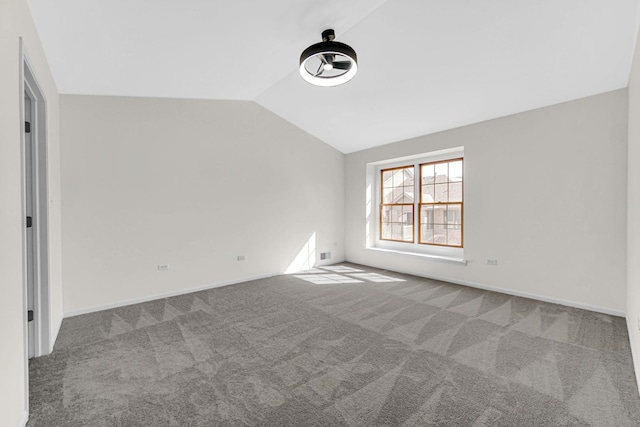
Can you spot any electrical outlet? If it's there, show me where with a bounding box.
[320,252,331,260]
[237,256,245,261]
[157,264,169,271]
[486,259,498,266]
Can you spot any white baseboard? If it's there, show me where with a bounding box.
[16,410,28,427]
[626,317,640,396]
[50,315,63,353]
[355,262,626,317]
[455,277,625,317]
[62,262,625,319]
[63,272,279,318]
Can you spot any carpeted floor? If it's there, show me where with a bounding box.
[28,263,640,426]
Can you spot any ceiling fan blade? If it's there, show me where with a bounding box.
[332,61,351,70]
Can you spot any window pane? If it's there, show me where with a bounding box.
[435,183,448,202]
[402,189,410,204]
[392,169,405,187]
[447,229,462,246]
[392,205,401,221]
[433,205,446,223]
[382,170,393,185]
[402,206,414,240]
[446,204,462,229]
[383,188,394,204]
[433,224,447,245]
[391,170,399,187]
[403,227,413,241]
[385,188,403,204]
[391,224,403,240]
[403,205,413,222]
[449,160,463,181]
[448,182,462,202]
[381,223,392,240]
[404,185,416,203]
[421,164,435,184]
[421,225,434,243]
[420,205,434,229]
[404,225,414,241]
[403,168,415,187]
[381,205,414,241]
[422,184,435,203]
[404,211,413,225]
[435,163,448,183]
[381,206,391,223]
[386,188,395,204]
[398,187,413,203]
[382,166,413,204]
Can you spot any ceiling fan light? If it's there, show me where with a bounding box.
[299,29,358,87]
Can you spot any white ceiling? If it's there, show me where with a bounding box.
[27,0,640,153]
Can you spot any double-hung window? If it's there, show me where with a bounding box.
[380,166,415,242]
[419,158,463,247]
[379,156,464,250]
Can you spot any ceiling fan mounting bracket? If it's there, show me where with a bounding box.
[322,29,336,42]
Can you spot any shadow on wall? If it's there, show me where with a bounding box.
[285,232,317,273]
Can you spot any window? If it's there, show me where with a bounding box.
[420,158,463,247]
[380,166,414,242]
[379,157,463,248]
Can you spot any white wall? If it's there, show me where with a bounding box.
[346,90,628,314]
[0,0,63,425]
[60,95,344,314]
[628,25,640,392]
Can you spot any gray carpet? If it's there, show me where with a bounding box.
[28,263,640,426]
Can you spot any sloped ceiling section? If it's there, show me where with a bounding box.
[27,0,640,153]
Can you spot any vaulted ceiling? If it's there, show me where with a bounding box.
[27,0,640,153]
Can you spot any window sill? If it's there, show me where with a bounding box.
[365,247,467,265]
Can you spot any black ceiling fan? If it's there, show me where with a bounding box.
[299,29,358,86]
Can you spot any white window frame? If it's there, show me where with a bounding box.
[366,147,465,263]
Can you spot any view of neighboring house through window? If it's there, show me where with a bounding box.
[420,158,463,247]
[380,166,414,242]
[379,157,463,248]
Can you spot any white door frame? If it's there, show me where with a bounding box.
[20,38,52,364]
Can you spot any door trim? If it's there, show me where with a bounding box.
[20,38,52,364]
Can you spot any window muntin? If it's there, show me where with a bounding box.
[419,158,463,247]
[380,166,414,242]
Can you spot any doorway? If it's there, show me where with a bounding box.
[22,50,51,359]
